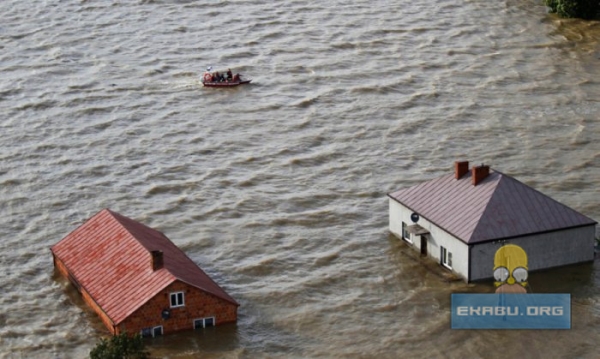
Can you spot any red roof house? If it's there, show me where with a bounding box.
[388,161,597,282]
[51,209,239,337]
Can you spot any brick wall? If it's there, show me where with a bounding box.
[117,280,238,336]
[53,254,237,336]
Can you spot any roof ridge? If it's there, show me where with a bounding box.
[490,169,597,224]
[52,209,239,325]
[105,210,239,306]
[159,241,239,305]
[388,165,596,244]
[468,169,597,243]
[51,208,113,251]
[463,171,501,242]
[467,171,505,242]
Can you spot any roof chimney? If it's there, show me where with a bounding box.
[151,250,163,271]
[455,161,469,179]
[472,164,490,186]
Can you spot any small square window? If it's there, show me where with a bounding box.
[141,326,162,338]
[141,328,152,338]
[194,317,216,329]
[170,292,185,308]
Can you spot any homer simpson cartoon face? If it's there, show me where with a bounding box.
[493,244,528,294]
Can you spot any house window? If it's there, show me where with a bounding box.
[194,317,216,329]
[141,326,163,338]
[440,246,452,269]
[205,317,215,327]
[402,222,412,244]
[170,292,185,308]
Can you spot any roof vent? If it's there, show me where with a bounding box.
[454,161,469,179]
[151,250,163,271]
[472,164,490,186]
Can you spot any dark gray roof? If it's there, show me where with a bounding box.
[388,169,597,244]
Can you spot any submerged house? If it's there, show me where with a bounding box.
[51,209,239,337]
[388,161,597,282]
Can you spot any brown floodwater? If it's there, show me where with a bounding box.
[1,0,599,358]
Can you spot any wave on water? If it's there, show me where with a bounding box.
[1,0,600,357]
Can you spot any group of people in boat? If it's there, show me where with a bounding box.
[203,68,241,83]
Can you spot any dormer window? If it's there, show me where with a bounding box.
[170,292,184,308]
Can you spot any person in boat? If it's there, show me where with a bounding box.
[215,71,221,82]
[233,73,240,82]
[204,66,213,82]
[227,69,233,81]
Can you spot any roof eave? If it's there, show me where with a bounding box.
[468,222,598,245]
[176,278,240,307]
[112,275,178,325]
[388,196,471,245]
[52,251,118,327]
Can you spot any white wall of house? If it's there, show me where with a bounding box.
[469,225,596,281]
[389,198,469,280]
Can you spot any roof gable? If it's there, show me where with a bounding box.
[51,209,238,325]
[389,169,596,244]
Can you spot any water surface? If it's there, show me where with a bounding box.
[1,0,600,358]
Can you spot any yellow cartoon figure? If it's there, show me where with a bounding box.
[493,244,528,294]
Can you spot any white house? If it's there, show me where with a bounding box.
[388,161,597,282]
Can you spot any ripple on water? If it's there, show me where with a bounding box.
[1,0,600,358]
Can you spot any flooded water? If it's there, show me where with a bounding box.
[1,0,600,358]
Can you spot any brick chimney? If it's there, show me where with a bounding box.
[472,164,490,186]
[454,161,469,179]
[151,250,163,271]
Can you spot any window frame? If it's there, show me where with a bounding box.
[193,317,216,329]
[440,246,452,269]
[170,291,185,308]
[204,317,215,327]
[401,222,412,244]
[152,326,163,337]
[141,327,152,338]
[141,326,163,338]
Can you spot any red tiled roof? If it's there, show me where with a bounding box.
[51,209,238,325]
[388,169,597,244]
